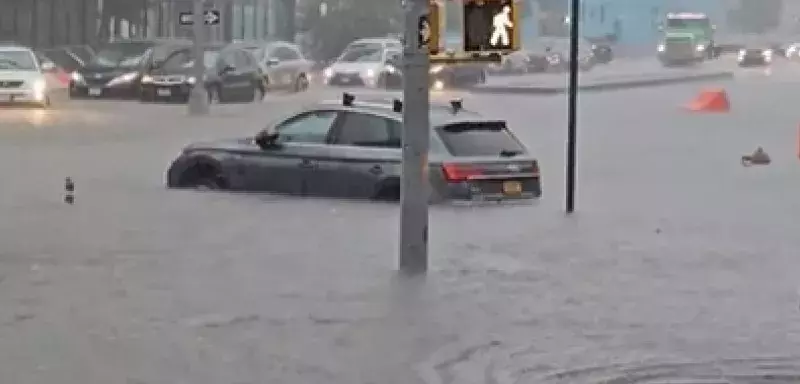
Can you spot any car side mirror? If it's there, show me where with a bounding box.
[219,64,235,75]
[266,58,280,66]
[41,61,56,72]
[255,130,281,149]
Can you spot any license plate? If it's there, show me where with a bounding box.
[157,88,171,97]
[502,181,522,195]
[341,77,350,83]
[88,87,102,96]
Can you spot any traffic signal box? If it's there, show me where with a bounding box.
[462,0,520,54]
[428,0,443,55]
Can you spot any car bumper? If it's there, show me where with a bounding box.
[325,73,379,87]
[140,83,194,102]
[738,57,769,66]
[441,177,542,202]
[0,88,48,104]
[69,82,139,98]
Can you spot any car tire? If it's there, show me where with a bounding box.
[180,163,227,190]
[252,84,264,102]
[207,85,221,104]
[293,74,309,92]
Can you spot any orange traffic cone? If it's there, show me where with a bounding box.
[686,88,730,112]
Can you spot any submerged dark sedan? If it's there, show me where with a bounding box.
[737,47,773,67]
[69,39,190,99]
[140,43,265,103]
[382,55,486,90]
[166,94,541,203]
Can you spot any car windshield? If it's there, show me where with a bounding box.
[666,17,710,29]
[436,121,526,156]
[90,43,152,67]
[339,47,383,62]
[162,49,220,69]
[0,50,37,70]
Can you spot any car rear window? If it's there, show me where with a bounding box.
[436,121,526,157]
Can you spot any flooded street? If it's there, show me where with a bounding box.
[1,75,800,384]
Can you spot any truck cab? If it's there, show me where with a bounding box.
[659,12,717,61]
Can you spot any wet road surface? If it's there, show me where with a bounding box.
[2,68,800,384]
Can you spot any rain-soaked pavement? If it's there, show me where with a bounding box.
[2,62,800,384]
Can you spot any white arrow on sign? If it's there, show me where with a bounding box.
[204,10,220,25]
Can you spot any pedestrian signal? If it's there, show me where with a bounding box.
[462,0,520,53]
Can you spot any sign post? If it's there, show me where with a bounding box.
[565,0,579,213]
[185,3,221,116]
[398,0,432,275]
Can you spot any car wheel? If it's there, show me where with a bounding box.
[207,85,221,104]
[181,164,227,190]
[293,74,309,92]
[39,96,51,108]
[252,84,264,102]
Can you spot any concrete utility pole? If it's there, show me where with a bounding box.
[565,0,579,213]
[188,0,209,115]
[398,0,431,275]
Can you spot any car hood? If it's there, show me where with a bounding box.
[184,137,258,153]
[78,65,138,77]
[0,70,43,81]
[149,67,200,76]
[328,62,383,73]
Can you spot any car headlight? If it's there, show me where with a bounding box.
[430,65,444,74]
[365,69,375,78]
[108,71,139,86]
[186,76,197,84]
[763,49,773,57]
[70,71,84,83]
[696,44,705,51]
[657,44,665,52]
[141,75,153,83]
[385,65,397,74]
[323,67,333,78]
[32,78,47,93]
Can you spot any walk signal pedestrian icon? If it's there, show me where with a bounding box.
[462,0,519,53]
[490,5,513,47]
[418,15,431,48]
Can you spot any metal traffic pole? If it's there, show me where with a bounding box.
[188,0,209,115]
[565,0,580,213]
[398,0,431,275]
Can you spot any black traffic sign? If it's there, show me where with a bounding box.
[418,14,431,48]
[179,10,221,26]
[463,0,517,52]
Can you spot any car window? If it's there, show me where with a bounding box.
[435,121,526,156]
[276,110,339,144]
[271,46,298,61]
[334,112,401,148]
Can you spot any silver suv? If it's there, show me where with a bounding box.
[0,43,56,107]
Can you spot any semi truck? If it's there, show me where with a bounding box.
[657,12,717,67]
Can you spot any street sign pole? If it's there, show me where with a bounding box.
[398,0,431,275]
[565,0,579,213]
[188,0,209,115]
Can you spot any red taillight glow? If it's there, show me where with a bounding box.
[442,163,481,182]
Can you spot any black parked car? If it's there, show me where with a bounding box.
[383,52,486,90]
[140,43,266,103]
[541,37,595,72]
[586,37,614,64]
[166,94,542,202]
[69,39,190,99]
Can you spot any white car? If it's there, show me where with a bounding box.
[323,38,402,88]
[0,44,55,107]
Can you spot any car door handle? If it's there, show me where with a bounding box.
[368,165,383,174]
[299,159,315,168]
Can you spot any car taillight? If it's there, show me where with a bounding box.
[442,163,481,182]
[530,160,540,176]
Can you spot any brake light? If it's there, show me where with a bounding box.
[531,160,540,176]
[442,163,481,182]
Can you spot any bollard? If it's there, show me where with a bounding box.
[64,177,74,204]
